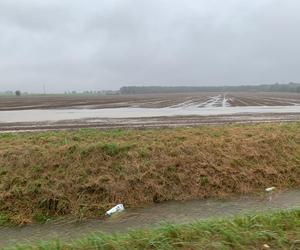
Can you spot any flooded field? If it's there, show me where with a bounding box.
[0,92,299,132]
[1,105,300,123]
[1,189,299,247]
[1,92,300,110]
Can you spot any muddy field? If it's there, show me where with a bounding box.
[1,92,300,110]
[0,92,299,132]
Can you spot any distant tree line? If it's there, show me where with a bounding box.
[1,83,299,96]
[0,90,119,96]
[120,82,300,94]
[64,90,119,95]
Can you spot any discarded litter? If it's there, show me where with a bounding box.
[265,187,276,201]
[105,204,125,216]
[265,187,276,192]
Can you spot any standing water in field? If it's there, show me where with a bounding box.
[0,189,299,247]
[0,105,300,123]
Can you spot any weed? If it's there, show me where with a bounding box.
[32,165,42,173]
[0,170,7,176]
[77,207,88,222]
[66,145,77,154]
[0,213,9,226]
[208,129,225,138]
[167,165,177,172]
[27,180,43,194]
[99,175,110,183]
[33,213,52,224]
[199,176,209,185]
[104,143,134,156]
[139,147,150,158]
[112,164,126,174]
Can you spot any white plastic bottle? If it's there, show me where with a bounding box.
[105,204,125,216]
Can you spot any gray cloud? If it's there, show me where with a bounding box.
[0,0,300,92]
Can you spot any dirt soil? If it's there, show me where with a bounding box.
[0,122,299,224]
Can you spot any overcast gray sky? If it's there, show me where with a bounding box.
[0,0,300,93]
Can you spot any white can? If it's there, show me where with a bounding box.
[105,204,125,216]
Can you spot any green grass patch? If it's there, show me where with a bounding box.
[0,213,10,226]
[100,143,134,156]
[80,142,134,157]
[199,176,209,186]
[33,213,53,224]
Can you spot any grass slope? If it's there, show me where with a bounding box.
[0,122,300,223]
[4,209,300,250]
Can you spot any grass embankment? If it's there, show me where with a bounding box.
[5,209,300,250]
[0,122,300,224]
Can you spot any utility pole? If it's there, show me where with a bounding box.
[43,84,46,95]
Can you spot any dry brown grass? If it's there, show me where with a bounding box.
[0,122,299,224]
